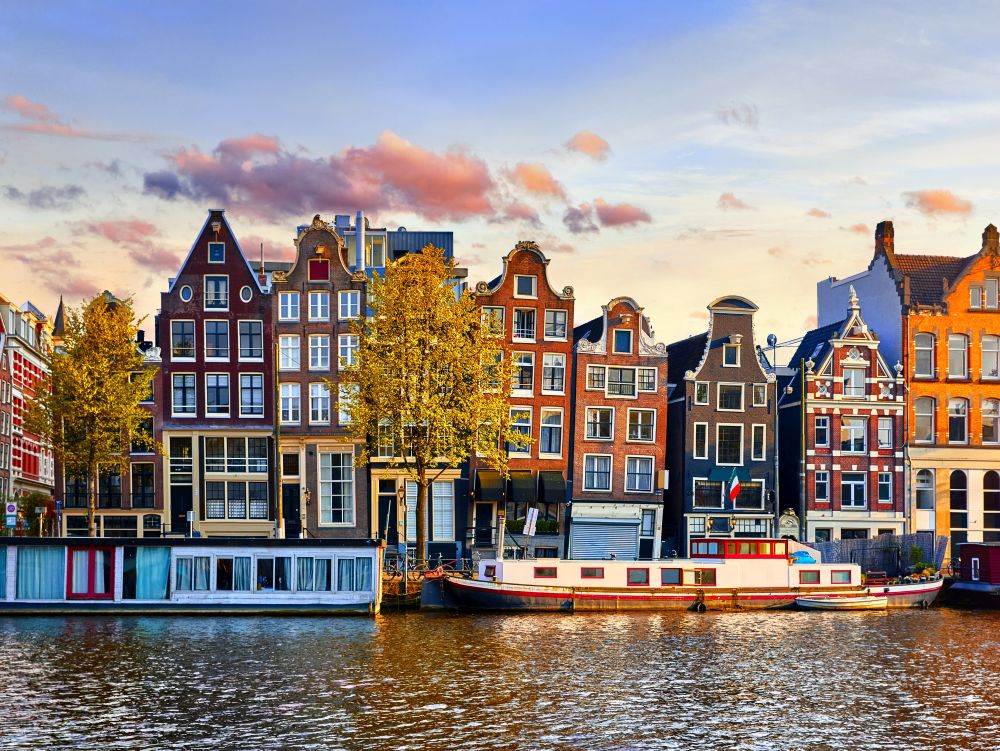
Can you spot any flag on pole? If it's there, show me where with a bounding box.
[729,469,741,503]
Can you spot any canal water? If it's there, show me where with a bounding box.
[1,609,998,750]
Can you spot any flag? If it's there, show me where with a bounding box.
[729,469,741,503]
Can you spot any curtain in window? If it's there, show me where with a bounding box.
[354,557,372,592]
[193,556,211,591]
[16,546,65,599]
[297,557,314,591]
[176,557,193,591]
[0,550,5,600]
[71,549,89,594]
[314,559,331,591]
[337,558,355,592]
[275,557,292,591]
[136,547,170,599]
[432,482,455,541]
[234,557,251,591]
[93,550,110,595]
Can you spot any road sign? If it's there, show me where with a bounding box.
[5,514,17,529]
[524,507,539,537]
[5,502,15,515]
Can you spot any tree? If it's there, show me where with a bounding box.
[339,245,529,564]
[25,292,158,536]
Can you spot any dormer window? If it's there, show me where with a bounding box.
[366,236,386,268]
[613,329,632,354]
[723,343,739,367]
[208,242,225,263]
[515,275,537,298]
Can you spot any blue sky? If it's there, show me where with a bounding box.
[2,1,1000,347]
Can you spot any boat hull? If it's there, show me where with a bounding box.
[796,596,887,611]
[0,601,374,616]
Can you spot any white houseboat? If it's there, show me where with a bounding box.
[424,538,942,612]
[0,537,384,615]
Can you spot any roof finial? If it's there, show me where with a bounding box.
[848,285,859,311]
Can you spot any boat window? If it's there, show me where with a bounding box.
[336,557,372,592]
[483,565,496,579]
[661,568,681,585]
[739,542,753,555]
[726,542,737,555]
[216,556,252,592]
[706,542,719,556]
[256,557,290,591]
[831,570,852,584]
[122,547,171,599]
[534,566,558,578]
[627,568,650,586]
[694,569,716,586]
[759,542,771,555]
[68,547,114,599]
[315,559,332,591]
[176,556,210,592]
[296,557,314,591]
[799,570,821,584]
[15,546,65,600]
[775,542,787,555]
[581,567,604,579]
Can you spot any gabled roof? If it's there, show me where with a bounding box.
[893,254,974,306]
[52,296,65,336]
[474,240,574,300]
[573,313,603,344]
[167,209,266,295]
[666,332,708,385]
[782,320,843,401]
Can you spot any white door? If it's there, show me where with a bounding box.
[971,557,980,581]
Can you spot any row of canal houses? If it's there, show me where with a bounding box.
[49,210,1000,562]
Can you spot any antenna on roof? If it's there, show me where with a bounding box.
[260,242,264,273]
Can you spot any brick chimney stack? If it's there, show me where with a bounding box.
[875,220,895,261]
[982,223,999,254]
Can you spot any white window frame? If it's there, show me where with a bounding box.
[338,385,355,425]
[843,367,865,398]
[971,285,983,310]
[318,451,355,526]
[538,407,564,457]
[170,319,196,362]
[722,343,740,367]
[512,352,534,394]
[949,397,969,444]
[627,408,656,443]
[280,382,301,424]
[512,307,537,342]
[308,291,330,322]
[877,416,893,449]
[693,422,708,459]
[582,453,613,492]
[279,335,300,371]
[586,365,606,391]
[238,319,264,361]
[339,334,358,368]
[984,335,1000,380]
[481,306,505,336]
[914,397,936,443]
[544,308,568,340]
[638,367,657,392]
[279,291,300,322]
[203,319,229,361]
[717,382,744,412]
[204,372,230,416]
[624,455,654,493]
[751,383,767,407]
[841,416,867,454]
[541,352,565,394]
[171,373,196,417]
[715,423,744,467]
[694,381,709,405]
[508,407,532,457]
[815,415,830,447]
[612,329,633,354]
[878,472,892,503]
[338,290,360,320]
[988,278,1000,310]
[751,423,766,461]
[914,333,935,378]
[585,407,614,441]
[239,373,264,418]
[309,382,331,425]
[815,470,829,502]
[514,274,537,299]
[208,241,225,264]
[204,274,229,311]
[841,472,867,509]
[309,334,331,371]
[431,481,455,541]
[948,334,968,379]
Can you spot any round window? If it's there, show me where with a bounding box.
[179,285,193,302]
[240,285,253,303]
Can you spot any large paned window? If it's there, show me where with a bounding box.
[131,463,155,508]
[914,333,935,377]
[718,384,743,411]
[878,472,892,503]
[984,471,1000,534]
[507,409,531,455]
[432,481,455,541]
[339,335,358,368]
[68,548,113,599]
[716,425,743,465]
[914,397,935,442]
[544,309,567,339]
[171,320,195,359]
[319,452,354,525]
[513,308,536,340]
[625,456,654,492]
[541,353,565,392]
[585,408,613,440]
[279,335,300,370]
[984,399,1000,444]
[843,368,865,397]
[280,383,301,423]
[984,335,1000,379]
[694,480,723,508]
[628,409,655,442]
[513,352,534,391]
[310,383,331,424]
[948,398,968,443]
[238,320,263,360]
[950,471,968,541]
[309,335,330,370]
[877,417,893,449]
[815,416,830,447]
[204,437,267,474]
[309,291,330,321]
[204,321,229,359]
[339,290,360,319]
[204,276,228,309]
[841,416,866,453]
[279,292,300,321]
[841,472,866,509]
[915,469,935,510]
[638,368,657,392]
[172,374,196,415]
[539,408,563,455]
[586,366,606,390]
[948,334,968,378]
[240,374,264,417]
[481,306,505,335]
[815,471,829,502]
[583,455,612,491]
[607,368,636,397]
[205,374,229,415]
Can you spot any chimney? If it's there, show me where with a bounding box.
[982,224,999,254]
[875,220,894,260]
[356,210,366,273]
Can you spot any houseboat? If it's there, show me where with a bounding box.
[0,537,384,615]
[424,538,942,612]
[948,541,1000,608]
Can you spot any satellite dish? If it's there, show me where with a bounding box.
[767,334,778,348]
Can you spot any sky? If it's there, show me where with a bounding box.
[3,1,1000,356]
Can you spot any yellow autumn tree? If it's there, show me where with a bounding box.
[338,245,529,563]
[25,292,158,536]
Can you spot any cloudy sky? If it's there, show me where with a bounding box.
[2,1,999,352]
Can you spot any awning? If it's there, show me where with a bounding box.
[707,468,753,483]
[538,471,566,503]
[475,470,505,502]
[509,470,537,503]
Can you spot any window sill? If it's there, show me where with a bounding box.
[543,336,568,342]
[581,487,612,493]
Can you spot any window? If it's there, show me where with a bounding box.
[204,320,228,359]
[985,336,1000,379]
[878,472,892,503]
[841,472,866,509]
[308,259,330,282]
[539,408,563,455]
[948,334,968,378]
[949,398,968,443]
[534,566,557,579]
[309,292,330,321]
[914,333,935,377]
[240,374,264,417]
[723,344,739,366]
[179,285,192,303]
[661,568,681,585]
[694,382,709,405]
[170,320,195,359]
[625,456,654,492]
[238,320,263,360]
[984,399,1000,443]
[815,470,829,502]
[950,470,968,534]
[607,367,636,397]
[613,329,632,354]
[541,353,565,392]
[338,385,355,425]
[280,383,301,424]
[718,384,743,411]
[279,292,300,321]
[841,416,866,453]
[585,408,613,440]
[843,368,865,397]
[339,334,358,368]
[582,567,604,579]
[988,278,1000,310]
[432,481,455,541]
[172,374,196,415]
[627,568,649,586]
[638,368,657,392]
[175,556,211,591]
[515,275,536,297]
[366,236,386,268]
[914,397,935,443]
[878,416,893,449]
[204,276,228,309]
[513,352,534,391]
[68,547,114,599]
[733,481,762,510]
[309,335,330,370]
[693,569,716,586]
[238,284,251,302]
[339,290,360,319]
[971,286,983,309]
[544,309,567,339]
[628,409,655,442]
[751,424,766,460]
[586,366,606,390]
[641,509,656,536]
[694,480,723,508]
[915,469,935,510]
[282,453,300,478]
[693,423,708,459]
[310,383,331,424]
[815,416,830,447]
[279,335,300,370]
[513,308,536,340]
[208,241,225,263]
[215,556,252,592]
[319,452,354,525]
[584,455,612,490]
[799,570,821,585]
[752,383,767,407]
[205,374,229,415]
[508,408,532,455]
[481,306,505,335]
[130,463,155,508]
[204,437,268,474]
[985,471,1000,532]
[716,425,743,465]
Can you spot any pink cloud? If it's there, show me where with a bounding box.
[1,94,134,141]
[565,130,611,161]
[85,220,159,245]
[843,223,870,235]
[216,134,281,161]
[593,198,651,228]
[5,95,59,123]
[563,203,598,234]
[717,192,752,211]
[806,208,831,218]
[498,201,541,225]
[242,233,295,262]
[81,219,180,272]
[505,162,566,200]
[0,237,98,298]
[902,189,973,216]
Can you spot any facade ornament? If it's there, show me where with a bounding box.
[729,333,743,345]
[576,338,605,354]
[879,382,894,399]
[350,270,367,282]
[311,214,325,230]
[514,240,540,253]
[804,357,815,374]
[815,380,830,398]
[475,280,491,294]
[562,286,574,297]
[842,346,867,365]
[142,346,161,362]
[271,270,288,283]
[894,360,904,376]
[684,369,696,380]
[638,329,667,356]
[848,285,860,311]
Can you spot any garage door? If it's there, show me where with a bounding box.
[569,520,640,560]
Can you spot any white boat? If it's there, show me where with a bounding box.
[796,595,888,611]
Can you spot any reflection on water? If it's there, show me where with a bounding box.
[1,609,999,750]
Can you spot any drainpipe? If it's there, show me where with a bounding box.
[356,210,366,274]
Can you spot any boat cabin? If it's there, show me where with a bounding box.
[689,538,791,560]
[956,542,1000,585]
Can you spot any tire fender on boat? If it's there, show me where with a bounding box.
[691,589,707,613]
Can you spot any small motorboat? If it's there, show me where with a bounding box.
[795,595,888,611]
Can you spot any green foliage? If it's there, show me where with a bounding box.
[15,492,54,537]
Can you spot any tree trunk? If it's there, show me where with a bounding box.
[416,470,428,565]
[88,462,97,538]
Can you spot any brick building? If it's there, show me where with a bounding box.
[778,288,905,542]
[568,297,668,559]
[0,312,12,502]
[471,241,574,559]
[665,296,777,554]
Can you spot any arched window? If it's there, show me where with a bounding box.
[948,398,969,443]
[915,469,935,510]
[914,397,935,443]
[985,399,1000,444]
[948,334,969,378]
[950,470,968,548]
[985,471,1000,541]
[914,333,935,377]
[983,335,1000,379]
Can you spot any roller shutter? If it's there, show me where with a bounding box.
[569,520,640,560]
